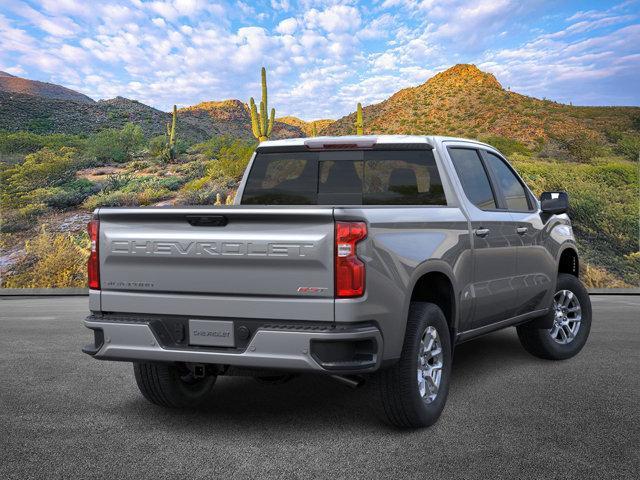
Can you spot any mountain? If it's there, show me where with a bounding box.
[0,84,301,142]
[322,64,640,147]
[0,71,94,104]
[179,100,303,140]
[276,116,334,136]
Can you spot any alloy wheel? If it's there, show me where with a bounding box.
[549,289,582,345]
[417,326,444,404]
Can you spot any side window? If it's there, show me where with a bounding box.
[483,152,530,211]
[363,150,446,205]
[448,148,497,210]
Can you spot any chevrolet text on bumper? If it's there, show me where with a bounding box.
[83,135,592,428]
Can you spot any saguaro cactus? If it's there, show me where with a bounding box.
[355,102,363,135]
[165,104,177,161]
[249,67,275,141]
[310,122,317,137]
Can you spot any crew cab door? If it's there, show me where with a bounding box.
[480,150,556,315]
[446,146,519,330]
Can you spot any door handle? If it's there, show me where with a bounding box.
[516,227,528,235]
[475,228,490,237]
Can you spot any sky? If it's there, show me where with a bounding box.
[0,0,638,120]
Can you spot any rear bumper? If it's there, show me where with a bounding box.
[83,316,382,373]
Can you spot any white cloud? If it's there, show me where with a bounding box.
[276,17,298,35]
[152,17,166,28]
[304,5,361,33]
[271,0,291,11]
[8,2,80,37]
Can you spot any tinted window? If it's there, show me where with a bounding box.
[363,151,445,205]
[448,148,496,210]
[242,150,446,205]
[483,152,530,211]
[242,153,318,204]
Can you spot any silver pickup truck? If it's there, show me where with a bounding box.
[83,135,592,427]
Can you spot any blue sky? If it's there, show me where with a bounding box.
[0,0,638,120]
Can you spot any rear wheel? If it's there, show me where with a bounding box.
[517,273,592,360]
[374,302,452,428]
[133,362,217,408]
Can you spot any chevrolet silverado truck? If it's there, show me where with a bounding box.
[83,135,592,428]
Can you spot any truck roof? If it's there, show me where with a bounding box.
[259,135,494,149]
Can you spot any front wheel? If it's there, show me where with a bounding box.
[374,302,452,428]
[517,273,592,360]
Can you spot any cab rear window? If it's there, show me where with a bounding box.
[241,150,446,206]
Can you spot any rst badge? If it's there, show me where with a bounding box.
[297,287,328,294]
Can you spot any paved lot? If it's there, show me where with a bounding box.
[1,296,638,479]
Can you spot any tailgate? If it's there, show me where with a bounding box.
[97,207,335,320]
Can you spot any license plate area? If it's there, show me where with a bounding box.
[188,319,235,347]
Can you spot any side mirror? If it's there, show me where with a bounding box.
[540,191,569,215]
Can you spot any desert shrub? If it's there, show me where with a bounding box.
[103,174,134,192]
[2,227,88,288]
[175,186,225,206]
[513,158,638,285]
[192,136,256,163]
[552,132,603,162]
[580,263,629,288]
[148,135,167,157]
[0,131,88,154]
[83,187,172,209]
[480,136,531,156]
[0,203,47,232]
[26,117,54,134]
[156,176,185,191]
[88,123,144,163]
[83,191,139,209]
[148,135,189,162]
[614,133,640,160]
[215,141,254,178]
[0,147,81,208]
[30,179,98,209]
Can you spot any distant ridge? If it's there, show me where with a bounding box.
[0,72,95,104]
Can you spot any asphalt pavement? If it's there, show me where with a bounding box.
[1,295,638,479]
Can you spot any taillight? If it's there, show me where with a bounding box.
[335,221,367,298]
[87,219,100,290]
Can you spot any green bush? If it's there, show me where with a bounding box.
[554,132,603,162]
[480,136,531,156]
[148,135,167,157]
[0,131,88,154]
[0,203,47,232]
[0,147,81,208]
[83,186,172,210]
[513,158,639,285]
[614,133,640,160]
[30,179,98,209]
[88,123,144,162]
[1,227,88,288]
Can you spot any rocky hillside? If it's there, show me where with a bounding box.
[0,71,94,104]
[323,64,640,146]
[179,100,303,140]
[276,116,334,136]
[0,73,303,142]
[0,91,303,143]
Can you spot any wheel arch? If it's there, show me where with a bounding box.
[558,245,579,278]
[405,261,459,348]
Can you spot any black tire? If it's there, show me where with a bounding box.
[133,362,217,408]
[517,273,592,360]
[374,302,452,428]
